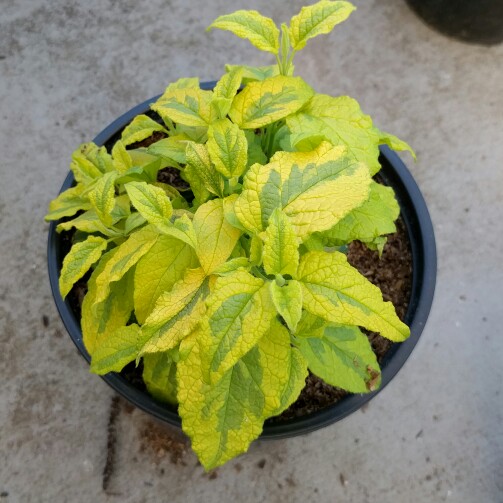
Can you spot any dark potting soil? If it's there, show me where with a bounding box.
[64,131,413,423]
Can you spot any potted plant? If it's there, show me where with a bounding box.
[46,1,436,470]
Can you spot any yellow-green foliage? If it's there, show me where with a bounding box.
[46,1,415,470]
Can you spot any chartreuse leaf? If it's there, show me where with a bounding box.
[185,142,225,198]
[143,350,178,405]
[70,143,103,183]
[225,64,279,84]
[146,135,188,165]
[254,319,308,416]
[229,75,314,129]
[45,185,91,221]
[263,208,299,276]
[157,213,198,249]
[90,324,142,375]
[289,1,356,51]
[121,114,168,146]
[177,318,307,470]
[207,119,248,178]
[316,181,400,250]
[298,251,409,341]
[82,249,134,356]
[377,129,416,160]
[94,226,159,303]
[182,166,211,205]
[59,235,108,299]
[134,236,198,324]
[212,257,250,275]
[295,311,327,339]
[269,280,303,332]
[193,199,242,275]
[249,234,263,265]
[88,171,118,227]
[139,268,209,355]
[177,329,262,470]
[165,77,200,92]
[294,323,381,393]
[234,142,371,239]
[151,88,216,127]
[286,94,411,176]
[111,140,133,173]
[56,209,123,238]
[70,143,113,183]
[125,181,173,226]
[208,10,280,55]
[203,270,276,383]
[211,67,243,119]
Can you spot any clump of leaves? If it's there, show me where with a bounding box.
[46,0,415,470]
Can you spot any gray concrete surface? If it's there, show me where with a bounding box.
[1,0,502,501]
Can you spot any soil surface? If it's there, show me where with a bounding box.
[64,132,413,423]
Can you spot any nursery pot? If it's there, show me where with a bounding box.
[405,0,503,45]
[48,82,437,440]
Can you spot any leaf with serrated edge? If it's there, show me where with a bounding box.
[288,94,385,175]
[90,324,142,374]
[177,318,307,470]
[377,129,416,160]
[270,280,303,332]
[70,143,103,183]
[147,135,189,165]
[295,323,381,393]
[89,172,118,227]
[212,257,250,275]
[234,142,371,239]
[183,165,211,205]
[229,75,314,129]
[186,142,225,198]
[193,199,242,274]
[121,114,168,146]
[211,67,243,119]
[225,64,279,84]
[134,235,198,324]
[94,226,159,303]
[82,249,134,356]
[143,351,178,405]
[203,270,276,383]
[56,209,122,237]
[289,0,356,51]
[263,208,299,276]
[207,119,248,178]
[45,185,91,221]
[298,250,409,341]
[139,268,209,355]
[59,235,108,299]
[125,181,173,225]
[151,88,215,127]
[208,10,279,55]
[316,181,399,248]
[253,318,308,416]
[111,140,133,173]
[156,213,198,249]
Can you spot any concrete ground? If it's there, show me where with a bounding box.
[1,0,502,501]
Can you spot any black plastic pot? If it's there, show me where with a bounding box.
[405,0,503,46]
[48,83,436,440]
